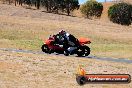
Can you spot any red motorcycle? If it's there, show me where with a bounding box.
[41,35,91,57]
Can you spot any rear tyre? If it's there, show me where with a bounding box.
[77,47,85,57]
[84,46,90,56]
[77,46,90,57]
[64,50,69,56]
[41,44,49,53]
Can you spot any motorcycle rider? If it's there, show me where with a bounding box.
[53,33,65,46]
[58,30,80,54]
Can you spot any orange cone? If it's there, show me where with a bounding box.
[78,65,86,76]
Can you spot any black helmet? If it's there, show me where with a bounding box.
[59,30,66,35]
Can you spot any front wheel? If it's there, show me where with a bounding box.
[41,44,49,53]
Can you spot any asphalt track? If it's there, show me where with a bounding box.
[0,48,132,64]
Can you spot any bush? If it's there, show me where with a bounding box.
[80,0,103,19]
[108,2,132,26]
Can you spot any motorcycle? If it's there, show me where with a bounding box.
[41,35,91,57]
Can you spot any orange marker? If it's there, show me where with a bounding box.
[78,65,86,76]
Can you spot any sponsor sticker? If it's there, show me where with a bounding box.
[76,74,131,85]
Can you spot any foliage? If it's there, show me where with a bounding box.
[80,0,103,18]
[40,0,80,15]
[108,2,132,26]
[4,0,79,15]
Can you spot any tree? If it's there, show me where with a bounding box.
[12,0,79,16]
[41,0,53,12]
[65,0,80,15]
[80,0,103,18]
[108,2,132,25]
[41,0,79,15]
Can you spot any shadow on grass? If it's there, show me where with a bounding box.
[41,10,77,17]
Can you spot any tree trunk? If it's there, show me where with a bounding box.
[66,0,70,16]
[37,0,40,9]
[49,0,52,12]
[46,5,49,11]
[19,0,22,6]
[15,0,16,6]
[55,0,59,14]
[67,7,70,16]
[9,0,11,4]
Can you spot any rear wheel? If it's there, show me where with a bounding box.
[64,50,69,56]
[41,44,49,53]
[77,47,85,57]
[84,46,90,56]
[77,46,90,57]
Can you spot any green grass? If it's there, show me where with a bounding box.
[91,43,132,59]
[0,27,132,59]
[0,14,132,60]
[0,27,43,50]
[14,38,43,50]
[0,29,34,40]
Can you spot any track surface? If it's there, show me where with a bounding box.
[0,48,132,64]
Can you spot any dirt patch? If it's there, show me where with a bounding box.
[0,50,132,88]
[0,62,21,70]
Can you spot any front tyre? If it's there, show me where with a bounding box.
[41,44,49,53]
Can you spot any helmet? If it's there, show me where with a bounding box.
[59,30,66,35]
